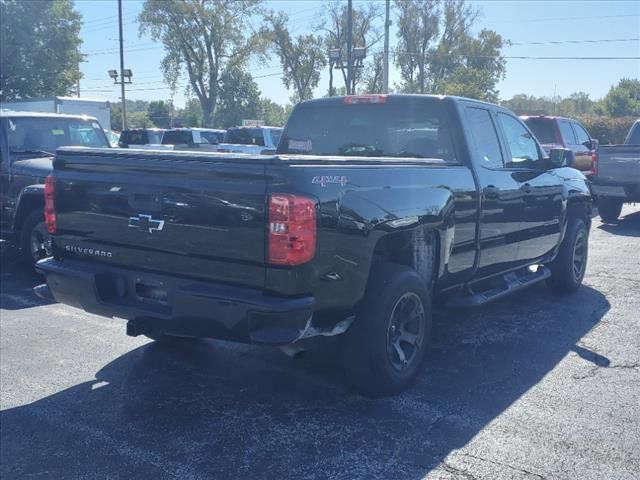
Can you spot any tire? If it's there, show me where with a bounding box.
[547,217,589,294]
[598,198,622,223]
[19,210,49,266]
[341,262,432,398]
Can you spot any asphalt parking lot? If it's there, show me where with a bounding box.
[1,206,639,480]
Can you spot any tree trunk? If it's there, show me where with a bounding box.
[329,62,334,96]
[202,102,214,128]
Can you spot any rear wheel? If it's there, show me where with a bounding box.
[547,217,589,294]
[341,262,432,397]
[19,211,48,266]
[598,198,622,223]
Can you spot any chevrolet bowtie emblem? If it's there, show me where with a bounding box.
[128,214,165,233]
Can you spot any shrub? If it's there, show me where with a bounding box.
[577,116,636,145]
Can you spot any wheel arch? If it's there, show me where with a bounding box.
[13,185,45,234]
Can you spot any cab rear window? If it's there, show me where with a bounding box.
[523,118,557,144]
[278,98,454,160]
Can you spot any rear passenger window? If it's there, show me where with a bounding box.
[497,113,541,167]
[573,123,590,146]
[558,121,576,145]
[465,107,503,169]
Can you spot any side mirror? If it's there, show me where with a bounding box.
[549,148,575,168]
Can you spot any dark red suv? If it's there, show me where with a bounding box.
[521,115,597,174]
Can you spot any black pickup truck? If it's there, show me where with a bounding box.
[0,111,110,263]
[36,95,592,396]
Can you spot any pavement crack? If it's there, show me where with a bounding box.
[440,461,479,480]
[462,453,546,479]
[573,362,640,380]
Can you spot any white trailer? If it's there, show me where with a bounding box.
[1,97,110,131]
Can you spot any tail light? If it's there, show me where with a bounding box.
[268,194,316,265]
[589,153,598,177]
[44,175,56,234]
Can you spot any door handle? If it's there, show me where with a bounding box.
[483,185,499,199]
[521,183,532,194]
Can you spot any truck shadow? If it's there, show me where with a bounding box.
[597,209,640,237]
[0,245,52,311]
[1,284,610,479]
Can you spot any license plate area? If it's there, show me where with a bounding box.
[135,281,169,305]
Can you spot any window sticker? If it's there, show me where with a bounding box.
[288,139,312,151]
[193,131,202,143]
[51,129,65,135]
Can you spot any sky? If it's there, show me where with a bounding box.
[76,0,640,108]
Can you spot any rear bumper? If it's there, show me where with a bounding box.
[35,258,315,345]
[592,182,640,202]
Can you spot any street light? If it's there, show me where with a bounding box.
[107,69,118,83]
[122,69,133,83]
[353,47,367,60]
[329,49,341,62]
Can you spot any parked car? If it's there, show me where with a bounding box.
[35,95,592,397]
[0,110,110,264]
[521,115,597,173]
[590,119,640,222]
[161,128,220,151]
[198,128,226,145]
[118,128,165,149]
[217,126,282,154]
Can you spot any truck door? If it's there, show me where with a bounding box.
[464,106,524,277]
[495,112,564,265]
[570,121,596,172]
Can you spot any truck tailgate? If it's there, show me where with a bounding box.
[52,148,268,288]
[596,145,640,185]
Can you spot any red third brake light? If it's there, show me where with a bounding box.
[44,175,56,234]
[343,95,387,105]
[268,194,317,266]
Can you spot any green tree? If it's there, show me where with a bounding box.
[147,100,172,128]
[0,0,82,101]
[595,78,640,117]
[257,97,290,126]
[127,111,154,129]
[213,66,261,128]
[361,51,385,94]
[394,0,506,101]
[175,98,203,127]
[139,0,265,127]
[263,12,326,101]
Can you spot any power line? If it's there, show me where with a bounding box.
[507,13,640,23]
[392,50,640,60]
[510,37,640,46]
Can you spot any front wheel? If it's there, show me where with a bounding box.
[547,217,589,294]
[19,211,49,266]
[598,198,623,223]
[341,263,432,398]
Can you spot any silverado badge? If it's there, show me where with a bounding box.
[128,214,165,233]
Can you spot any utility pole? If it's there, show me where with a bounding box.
[118,0,126,130]
[346,0,353,95]
[382,0,390,94]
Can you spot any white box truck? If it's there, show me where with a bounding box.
[1,97,110,131]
